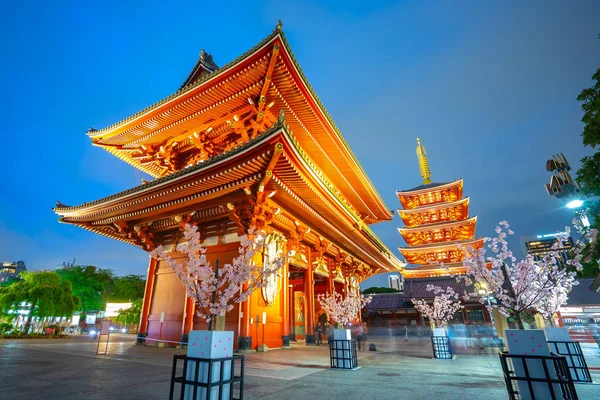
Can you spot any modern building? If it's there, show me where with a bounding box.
[396,138,484,278]
[388,274,403,291]
[0,261,27,283]
[556,279,600,344]
[53,23,405,349]
[520,233,574,263]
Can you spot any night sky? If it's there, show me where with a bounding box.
[1,1,598,285]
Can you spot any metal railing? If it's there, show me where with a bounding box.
[431,335,453,359]
[499,351,578,400]
[547,341,592,383]
[169,354,245,400]
[329,339,358,369]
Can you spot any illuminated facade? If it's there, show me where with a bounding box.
[397,139,484,278]
[53,23,404,349]
[0,261,26,283]
[520,233,574,263]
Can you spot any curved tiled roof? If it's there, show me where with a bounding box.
[84,22,392,222]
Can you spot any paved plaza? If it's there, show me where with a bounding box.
[1,335,599,399]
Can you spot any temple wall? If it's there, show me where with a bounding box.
[147,258,187,343]
[144,241,287,348]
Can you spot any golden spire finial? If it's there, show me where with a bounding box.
[416,138,432,185]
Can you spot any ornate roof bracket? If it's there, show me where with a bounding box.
[109,221,155,250]
[226,173,279,236]
[284,220,310,254]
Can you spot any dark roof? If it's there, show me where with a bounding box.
[403,276,471,298]
[365,277,474,312]
[403,182,451,192]
[180,49,219,89]
[367,293,412,310]
[566,279,600,306]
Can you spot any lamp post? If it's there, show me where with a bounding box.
[566,199,591,227]
[476,283,495,327]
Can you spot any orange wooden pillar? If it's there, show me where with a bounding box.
[304,254,316,344]
[139,257,157,334]
[327,262,335,294]
[183,296,194,335]
[282,259,290,345]
[238,282,252,350]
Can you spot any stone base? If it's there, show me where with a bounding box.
[305,334,316,345]
[257,344,269,352]
[289,332,296,341]
[282,335,290,347]
[238,336,252,351]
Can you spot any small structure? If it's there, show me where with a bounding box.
[0,261,26,284]
[556,278,600,343]
[364,276,490,330]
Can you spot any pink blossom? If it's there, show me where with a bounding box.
[411,286,464,327]
[317,290,372,327]
[459,220,598,322]
[150,224,284,323]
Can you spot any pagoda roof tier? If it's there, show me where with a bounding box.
[396,197,470,228]
[55,123,404,274]
[84,25,391,224]
[398,216,477,247]
[402,263,467,279]
[398,237,484,265]
[396,179,463,210]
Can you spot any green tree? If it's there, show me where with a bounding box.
[110,275,146,302]
[362,287,401,294]
[115,299,142,327]
[56,266,113,312]
[576,65,600,277]
[0,271,79,333]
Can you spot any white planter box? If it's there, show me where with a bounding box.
[185,330,234,400]
[333,328,351,340]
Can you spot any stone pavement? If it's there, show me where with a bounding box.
[1,334,599,399]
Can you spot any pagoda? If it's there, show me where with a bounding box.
[397,138,484,278]
[53,22,404,349]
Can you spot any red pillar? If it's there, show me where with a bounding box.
[183,296,194,334]
[282,260,290,337]
[327,261,335,295]
[304,258,315,339]
[240,282,251,337]
[139,257,157,333]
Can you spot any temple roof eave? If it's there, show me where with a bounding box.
[56,124,403,272]
[83,25,392,222]
[397,216,478,235]
[396,179,463,197]
[398,237,484,253]
[397,197,470,216]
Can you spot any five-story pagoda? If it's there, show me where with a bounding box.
[397,139,484,278]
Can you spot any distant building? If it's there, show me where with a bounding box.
[388,274,404,291]
[0,261,27,283]
[520,233,574,263]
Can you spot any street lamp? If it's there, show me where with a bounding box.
[476,283,495,328]
[566,199,584,209]
[565,199,591,227]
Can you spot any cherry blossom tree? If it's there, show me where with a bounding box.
[317,290,372,328]
[411,285,464,328]
[150,223,284,330]
[460,220,597,329]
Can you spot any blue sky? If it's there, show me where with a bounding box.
[0,1,598,284]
